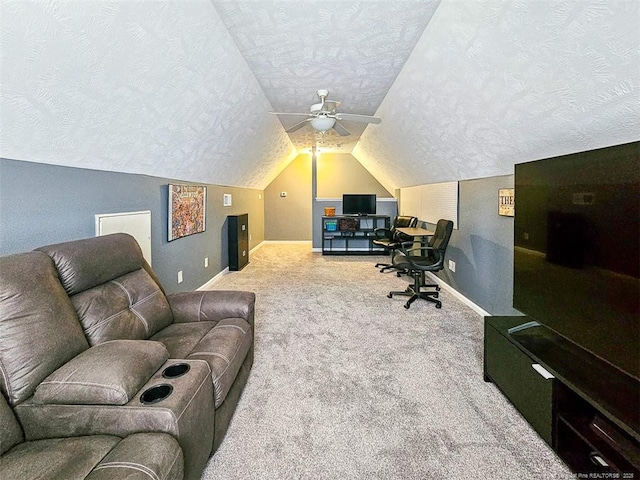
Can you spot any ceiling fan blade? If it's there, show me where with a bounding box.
[334,113,382,124]
[270,112,312,117]
[285,118,311,133]
[333,121,350,136]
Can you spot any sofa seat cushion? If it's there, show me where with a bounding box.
[1,435,120,479]
[149,322,217,359]
[1,433,183,480]
[33,340,169,406]
[85,432,183,480]
[1,393,24,455]
[186,318,253,407]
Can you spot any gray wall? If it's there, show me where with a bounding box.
[416,174,520,315]
[0,158,264,293]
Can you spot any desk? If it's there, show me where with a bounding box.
[396,227,434,239]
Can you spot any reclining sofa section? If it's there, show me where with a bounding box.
[0,233,255,480]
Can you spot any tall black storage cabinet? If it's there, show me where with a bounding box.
[228,214,249,271]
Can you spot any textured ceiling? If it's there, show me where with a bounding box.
[354,0,640,192]
[0,0,297,188]
[1,0,638,191]
[211,0,441,152]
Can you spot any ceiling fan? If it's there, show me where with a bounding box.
[270,89,381,136]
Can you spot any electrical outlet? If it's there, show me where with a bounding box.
[448,260,456,272]
[280,191,287,197]
[249,234,252,241]
[204,257,209,268]
[177,271,183,283]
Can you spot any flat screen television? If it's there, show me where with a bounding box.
[513,141,639,380]
[343,194,376,216]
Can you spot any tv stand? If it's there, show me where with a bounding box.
[321,215,390,255]
[484,316,639,477]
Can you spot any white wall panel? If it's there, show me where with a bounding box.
[401,182,458,229]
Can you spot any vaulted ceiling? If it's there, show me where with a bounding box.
[1,1,638,193]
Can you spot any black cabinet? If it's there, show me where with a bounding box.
[484,316,639,477]
[484,318,554,444]
[228,214,249,271]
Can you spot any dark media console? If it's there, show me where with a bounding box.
[321,215,390,255]
[485,316,640,477]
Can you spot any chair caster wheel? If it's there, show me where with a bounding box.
[404,303,410,309]
[396,272,401,277]
[387,293,393,298]
[436,303,442,309]
[433,292,439,298]
[436,286,441,291]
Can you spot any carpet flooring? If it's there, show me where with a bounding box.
[201,242,573,479]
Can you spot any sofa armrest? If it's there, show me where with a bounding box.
[167,290,255,327]
[33,340,168,406]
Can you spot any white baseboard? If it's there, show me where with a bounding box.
[250,241,266,255]
[198,267,229,290]
[261,240,312,244]
[424,272,491,317]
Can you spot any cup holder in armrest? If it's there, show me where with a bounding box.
[162,363,190,379]
[140,384,173,405]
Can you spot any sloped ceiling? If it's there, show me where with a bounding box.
[1,1,638,191]
[0,0,297,188]
[354,0,640,192]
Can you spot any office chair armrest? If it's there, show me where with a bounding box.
[397,243,433,255]
[373,228,393,239]
[397,245,444,268]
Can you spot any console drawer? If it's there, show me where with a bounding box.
[485,321,554,444]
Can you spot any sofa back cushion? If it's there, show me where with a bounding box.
[0,252,89,405]
[36,234,173,345]
[0,393,23,455]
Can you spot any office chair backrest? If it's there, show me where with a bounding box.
[430,219,454,266]
[391,216,418,241]
[393,216,418,230]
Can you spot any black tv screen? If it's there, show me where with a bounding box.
[343,194,376,216]
[514,141,639,379]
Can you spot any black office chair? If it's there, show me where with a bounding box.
[387,219,454,309]
[372,215,418,273]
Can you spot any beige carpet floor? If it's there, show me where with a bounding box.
[201,242,573,480]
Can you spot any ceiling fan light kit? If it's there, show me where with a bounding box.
[310,115,336,133]
[270,89,381,139]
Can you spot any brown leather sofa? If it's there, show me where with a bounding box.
[0,233,255,480]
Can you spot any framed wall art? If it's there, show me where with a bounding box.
[498,188,514,217]
[168,184,206,241]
